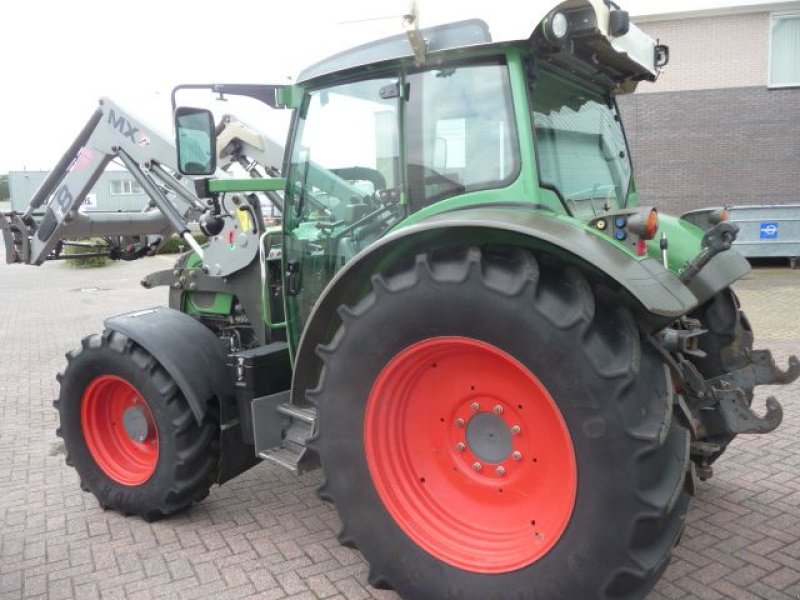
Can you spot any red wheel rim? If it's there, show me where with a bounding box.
[80,375,159,486]
[364,337,577,573]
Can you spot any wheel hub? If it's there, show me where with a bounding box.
[122,404,151,443]
[452,398,526,478]
[465,412,512,463]
[80,375,159,486]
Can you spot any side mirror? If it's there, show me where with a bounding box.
[654,44,670,68]
[174,107,216,175]
[608,10,630,37]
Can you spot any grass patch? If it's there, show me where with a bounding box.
[157,233,208,255]
[63,238,109,268]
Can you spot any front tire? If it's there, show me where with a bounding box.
[56,330,219,520]
[311,246,691,599]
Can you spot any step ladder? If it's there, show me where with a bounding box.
[259,403,319,474]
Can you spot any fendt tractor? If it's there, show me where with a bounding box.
[3,2,798,598]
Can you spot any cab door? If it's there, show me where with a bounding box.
[283,76,404,350]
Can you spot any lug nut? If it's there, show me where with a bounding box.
[511,425,521,435]
[493,405,503,415]
[455,418,465,428]
[472,462,482,472]
[495,466,506,477]
[470,402,480,412]
[456,442,466,452]
[512,451,522,461]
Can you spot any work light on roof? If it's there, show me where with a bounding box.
[551,12,568,38]
[543,10,569,45]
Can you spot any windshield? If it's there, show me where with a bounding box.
[531,68,632,217]
[288,78,401,224]
[283,63,520,340]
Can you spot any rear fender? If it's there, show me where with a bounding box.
[290,207,698,405]
[648,213,751,306]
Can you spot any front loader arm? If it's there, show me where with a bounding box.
[2,97,204,265]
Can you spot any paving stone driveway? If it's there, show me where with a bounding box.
[1,255,798,600]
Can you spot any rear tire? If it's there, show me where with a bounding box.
[688,288,754,466]
[56,330,219,520]
[689,288,753,378]
[311,246,691,599]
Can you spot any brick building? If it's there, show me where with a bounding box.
[619,1,800,215]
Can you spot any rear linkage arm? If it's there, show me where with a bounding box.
[650,331,799,440]
[648,219,799,446]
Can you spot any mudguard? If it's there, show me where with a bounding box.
[290,206,699,404]
[105,306,234,423]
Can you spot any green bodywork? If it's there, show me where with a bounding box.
[647,214,703,272]
[183,290,234,316]
[181,253,234,317]
[279,44,715,353]
[180,223,287,333]
[183,38,741,375]
[208,178,286,194]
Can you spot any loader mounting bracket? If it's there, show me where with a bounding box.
[0,212,32,264]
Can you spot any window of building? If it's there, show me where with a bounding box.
[110,180,143,195]
[770,13,800,87]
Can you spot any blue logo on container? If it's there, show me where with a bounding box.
[760,222,779,240]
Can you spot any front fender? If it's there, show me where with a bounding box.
[290,207,698,405]
[105,306,234,423]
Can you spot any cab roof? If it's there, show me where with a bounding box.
[296,0,661,91]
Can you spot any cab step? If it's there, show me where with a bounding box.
[258,403,318,475]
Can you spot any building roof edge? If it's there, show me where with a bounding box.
[634,1,800,22]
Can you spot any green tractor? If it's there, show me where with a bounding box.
[7,2,798,598]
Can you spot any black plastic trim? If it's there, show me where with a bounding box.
[104,307,234,423]
[297,20,492,84]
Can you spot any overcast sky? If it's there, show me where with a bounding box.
[0,0,785,173]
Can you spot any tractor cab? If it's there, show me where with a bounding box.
[276,2,668,340]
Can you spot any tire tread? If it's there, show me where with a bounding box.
[56,330,219,520]
[314,245,690,600]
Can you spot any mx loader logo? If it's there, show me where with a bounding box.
[107,109,150,146]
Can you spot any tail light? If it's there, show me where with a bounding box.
[709,208,729,225]
[627,208,659,240]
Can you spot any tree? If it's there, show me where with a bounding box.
[0,174,8,202]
